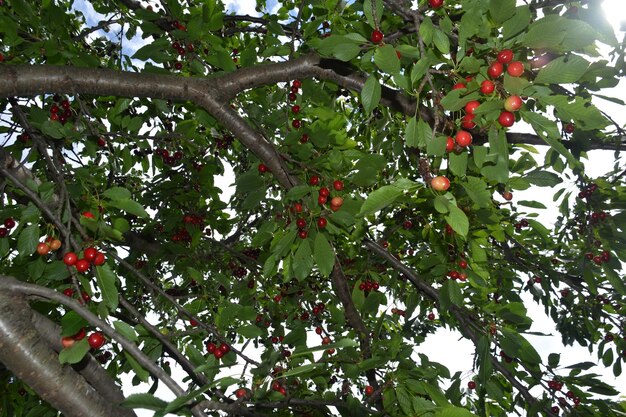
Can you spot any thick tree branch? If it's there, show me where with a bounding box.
[0,291,134,417]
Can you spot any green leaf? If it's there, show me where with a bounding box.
[293,239,314,281]
[522,15,567,50]
[405,116,419,148]
[449,152,468,178]
[477,335,492,387]
[285,185,311,201]
[44,260,71,281]
[434,406,478,417]
[108,199,149,218]
[281,363,321,378]
[18,224,39,256]
[237,324,264,339]
[525,170,562,187]
[95,264,119,312]
[535,55,590,85]
[59,338,90,364]
[489,0,515,23]
[521,111,580,169]
[361,75,381,115]
[122,393,168,411]
[124,351,150,382]
[461,177,491,208]
[440,280,463,311]
[603,264,626,296]
[433,30,450,54]
[445,205,469,237]
[114,321,138,342]
[363,0,383,29]
[427,135,448,157]
[332,43,361,61]
[314,233,335,277]
[103,187,132,201]
[374,44,401,76]
[40,120,65,139]
[61,311,89,337]
[502,6,531,40]
[359,185,403,217]
[548,353,561,368]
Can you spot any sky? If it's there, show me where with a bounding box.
[67,0,626,415]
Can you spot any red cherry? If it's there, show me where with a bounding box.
[502,191,513,201]
[63,252,78,266]
[296,218,307,229]
[84,247,98,262]
[36,242,50,255]
[504,95,523,112]
[309,175,320,186]
[455,130,472,147]
[446,137,455,152]
[214,349,224,359]
[429,0,444,8]
[330,196,343,211]
[278,387,287,395]
[258,163,268,173]
[288,93,297,101]
[451,82,466,91]
[468,381,477,390]
[235,388,247,398]
[292,80,302,89]
[174,62,183,70]
[370,29,384,43]
[82,211,95,219]
[298,230,308,239]
[333,180,344,191]
[291,105,301,113]
[292,119,301,129]
[0,227,7,238]
[317,217,327,228]
[564,123,575,134]
[427,312,435,320]
[3,217,15,229]
[73,328,86,341]
[497,49,514,64]
[430,176,450,191]
[299,134,309,144]
[488,62,504,78]
[507,61,524,77]
[365,385,375,396]
[190,318,199,327]
[63,288,74,297]
[75,259,90,273]
[318,195,327,205]
[458,260,468,269]
[498,111,515,128]
[461,113,476,129]
[93,252,106,266]
[88,332,105,349]
[219,343,231,354]
[464,100,480,114]
[81,291,91,302]
[206,342,217,353]
[319,187,330,197]
[293,202,303,213]
[480,80,495,94]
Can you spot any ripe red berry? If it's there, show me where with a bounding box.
[319,187,330,197]
[63,288,74,297]
[461,114,476,130]
[88,332,105,349]
[82,211,95,219]
[63,252,78,266]
[480,80,495,94]
[298,230,308,239]
[4,218,15,229]
[451,82,466,91]
[464,100,480,114]
[365,385,375,396]
[291,105,300,113]
[507,61,524,77]
[214,349,224,359]
[488,62,504,78]
[427,312,435,320]
[84,247,98,262]
[455,130,472,147]
[299,134,309,144]
[292,80,301,89]
[206,342,217,353]
[498,111,515,128]
[93,252,106,266]
[497,49,514,64]
[446,136,455,152]
[75,259,90,273]
[292,119,301,129]
[296,218,307,229]
[468,380,477,390]
[504,95,523,112]
[318,195,327,205]
[330,196,343,211]
[219,343,231,354]
[370,29,384,43]
[429,0,444,8]
[309,175,320,186]
[258,163,268,173]
[458,260,468,269]
[333,180,344,191]
[235,388,247,398]
[317,217,327,228]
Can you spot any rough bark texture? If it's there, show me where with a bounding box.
[0,291,134,417]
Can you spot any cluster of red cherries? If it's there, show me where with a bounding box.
[62,246,106,273]
[0,216,15,238]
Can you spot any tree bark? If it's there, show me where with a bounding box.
[0,290,135,417]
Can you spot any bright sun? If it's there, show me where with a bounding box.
[602,0,626,31]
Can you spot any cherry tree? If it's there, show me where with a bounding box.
[0,0,624,416]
